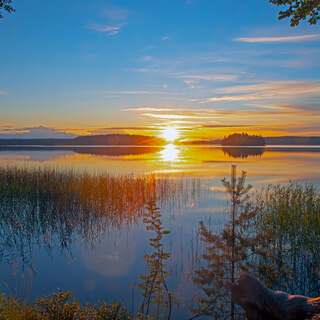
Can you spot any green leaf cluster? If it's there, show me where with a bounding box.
[0,0,15,19]
[269,0,320,26]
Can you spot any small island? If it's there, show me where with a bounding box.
[221,133,265,146]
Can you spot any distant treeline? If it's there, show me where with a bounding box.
[265,136,320,145]
[0,134,165,146]
[221,133,265,146]
[182,135,320,146]
[2,133,320,147]
[0,145,162,156]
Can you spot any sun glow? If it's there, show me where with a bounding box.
[160,144,179,161]
[162,127,179,143]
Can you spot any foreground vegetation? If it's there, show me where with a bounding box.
[1,165,320,319]
[0,166,203,319]
[193,166,320,319]
[0,197,174,320]
[0,290,132,320]
[0,166,202,268]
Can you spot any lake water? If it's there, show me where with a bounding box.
[1,145,320,318]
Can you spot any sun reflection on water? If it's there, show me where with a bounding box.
[160,144,180,161]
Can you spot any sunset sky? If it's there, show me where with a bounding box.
[0,0,320,141]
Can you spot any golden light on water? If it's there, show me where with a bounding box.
[160,144,180,161]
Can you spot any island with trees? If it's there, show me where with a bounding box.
[221,133,266,146]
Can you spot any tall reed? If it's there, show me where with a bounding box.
[193,172,320,319]
[253,182,320,295]
[0,166,205,277]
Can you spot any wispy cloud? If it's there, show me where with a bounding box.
[0,90,7,94]
[161,36,170,41]
[0,126,78,139]
[141,56,152,61]
[118,103,320,137]
[234,34,320,43]
[275,124,320,135]
[0,122,13,128]
[98,126,159,131]
[143,114,192,120]
[88,22,126,35]
[246,103,296,111]
[124,107,224,121]
[88,5,128,36]
[122,103,320,128]
[0,125,164,138]
[250,103,320,113]
[184,80,197,85]
[141,45,155,51]
[124,107,175,112]
[184,79,198,89]
[216,80,320,95]
[85,126,157,135]
[194,80,320,103]
[202,124,253,128]
[131,67,161,73]
[177,74,239,82]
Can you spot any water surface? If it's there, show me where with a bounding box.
[1,145,320,318]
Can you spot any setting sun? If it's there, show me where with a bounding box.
[162,127,179,143]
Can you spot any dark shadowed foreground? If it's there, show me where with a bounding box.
[231,273,320,320]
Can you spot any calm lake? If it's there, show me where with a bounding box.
[1,145,320,318]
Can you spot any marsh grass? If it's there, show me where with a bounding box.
[0,166,204,266]
[193,171,320,319]
[253,182,320,295]
[0,167,150,272]
[0,165,206,316]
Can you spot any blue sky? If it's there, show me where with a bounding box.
[0,0,320,140]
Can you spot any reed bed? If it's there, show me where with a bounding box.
[253,182,320,295]
[0,166,204,270]
[192,176,320,319]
